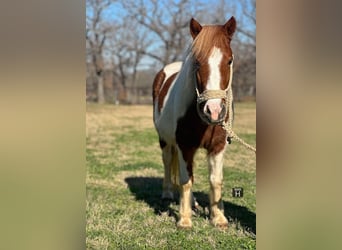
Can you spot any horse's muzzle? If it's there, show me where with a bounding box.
[196,88,228,125]
[198,99,227,125]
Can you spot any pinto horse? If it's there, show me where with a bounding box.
[152,17,236,228]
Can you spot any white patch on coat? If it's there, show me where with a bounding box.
[153,62,182,125]
[160,62,182,112]
[208,148,225,185]
[163,61,182,80]
[154,58,196,144]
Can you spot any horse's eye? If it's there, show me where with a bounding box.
[195,61,201,69]
[228,58,233,66]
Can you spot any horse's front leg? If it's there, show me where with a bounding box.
[176,146,195,229]
[177,178,192,228]
[208,147,228,227]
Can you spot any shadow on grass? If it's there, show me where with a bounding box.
[193,191,256,234]
[125,176,255,234]
[124,177,178,220]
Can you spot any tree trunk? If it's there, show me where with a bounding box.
[97,75,105,104]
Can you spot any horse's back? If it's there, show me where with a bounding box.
[153,62,182,114]
[153,61,182,101]
[153,62,183,141]
[163,61,182,78]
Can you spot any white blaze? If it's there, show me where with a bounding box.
[207,46,223,91]
[204,47,223,120]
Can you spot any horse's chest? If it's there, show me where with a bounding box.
[175,104,226,153]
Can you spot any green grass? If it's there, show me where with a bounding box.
[86,104,256,249]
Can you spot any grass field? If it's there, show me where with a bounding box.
[86,103,256,249]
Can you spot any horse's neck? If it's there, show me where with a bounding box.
[173,56,196,112]
[155,55,196,138]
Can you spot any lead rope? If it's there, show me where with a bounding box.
[223,86,256,153]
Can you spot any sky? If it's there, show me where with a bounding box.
[87,0,255,69]
[89,0,253,25]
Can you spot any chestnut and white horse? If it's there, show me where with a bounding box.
[152,17,236,228]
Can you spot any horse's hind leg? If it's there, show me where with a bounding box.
[160,140,175,200]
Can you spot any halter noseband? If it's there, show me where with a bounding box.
[195,88,229,125]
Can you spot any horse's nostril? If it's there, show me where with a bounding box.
[203,100,224,122]
[204,105,211,116]
[207,106,211,114]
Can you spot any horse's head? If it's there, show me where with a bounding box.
[190,17,236,125]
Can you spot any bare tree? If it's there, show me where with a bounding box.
[86,0,256,104]
[237,0,256,47]
[107,16,150,103]
[121,0,204,66]
[86,0,113,104]
[208,0,256,101]
[234,0,256,100]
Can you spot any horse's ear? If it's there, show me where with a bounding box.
[190,18,202,39]
[224,16,236,38]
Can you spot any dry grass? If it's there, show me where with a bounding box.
[86,103,256,249]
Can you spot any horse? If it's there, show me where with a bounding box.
[152,17,236,228]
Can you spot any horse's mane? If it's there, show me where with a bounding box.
[191,25,230,61]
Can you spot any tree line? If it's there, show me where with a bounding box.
[86,0,255,104]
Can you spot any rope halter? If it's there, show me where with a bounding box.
[194,55,256,153]
[194,55,233,126]
[195,88,229,125]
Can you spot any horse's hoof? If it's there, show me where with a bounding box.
[177,218,192,229]
[211,216,228,228]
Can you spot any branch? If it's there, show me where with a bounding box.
[237,27,255,41]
